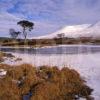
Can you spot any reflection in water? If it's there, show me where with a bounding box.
[1,45,100,54]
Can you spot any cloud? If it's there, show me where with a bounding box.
[0,12,61,37]
[12,0,100,24]
[0,0,100,37]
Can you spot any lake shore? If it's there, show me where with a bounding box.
[0,45,100,100]
[0,63,93,100]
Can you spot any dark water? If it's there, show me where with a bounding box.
[23,92,32,100]
[0,45,100,54]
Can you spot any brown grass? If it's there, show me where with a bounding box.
[0,52,15,63]
[0,64,93,100]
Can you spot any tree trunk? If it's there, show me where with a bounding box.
[23,28,27,46]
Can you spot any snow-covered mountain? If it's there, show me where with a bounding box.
[80,21,100,37]
[34,21,100,39]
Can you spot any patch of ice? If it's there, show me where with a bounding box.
[0,69,7,76]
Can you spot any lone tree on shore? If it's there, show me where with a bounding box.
[17,20,34,42]
[9,28,21,39]
[57,33,65,39]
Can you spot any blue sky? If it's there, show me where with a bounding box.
[0,0,100,37]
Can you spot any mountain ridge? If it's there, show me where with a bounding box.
[33,22,100,39]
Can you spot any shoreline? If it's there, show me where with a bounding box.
[1,44,100,49]
[0,63,93,100]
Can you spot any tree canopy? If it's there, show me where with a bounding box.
[17,20,34,40]
[9,28,20,39]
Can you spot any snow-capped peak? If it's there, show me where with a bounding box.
[56,24,90,33]
[34,24,91,39]
[79,21,100,37]
[32,20,100,39]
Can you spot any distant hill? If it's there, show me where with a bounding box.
[32,21,100,39]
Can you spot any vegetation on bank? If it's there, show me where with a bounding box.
[0,51,15,63]
[0,64,93,100]
[0,51,22,63]
[0,37,100,47]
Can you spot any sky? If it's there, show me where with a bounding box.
[0,0,100,37]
